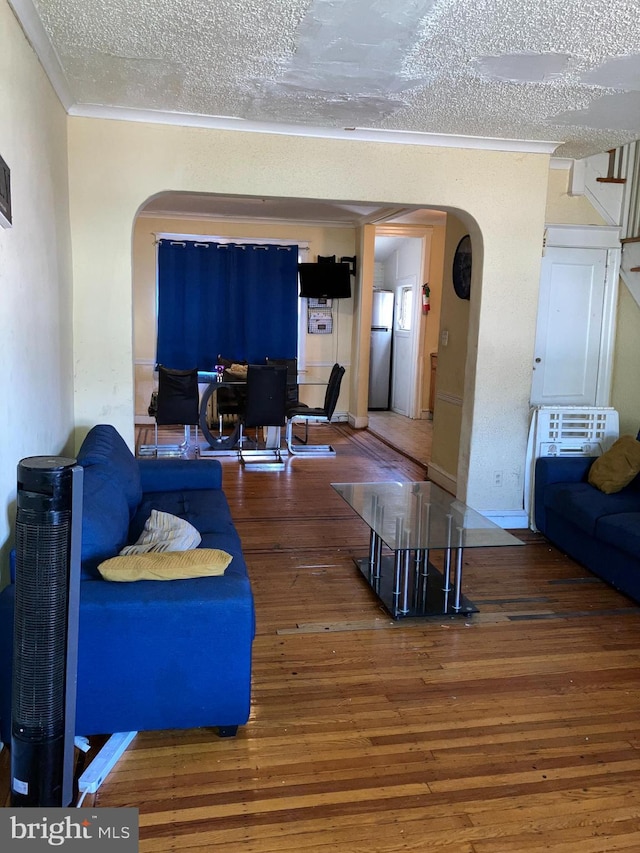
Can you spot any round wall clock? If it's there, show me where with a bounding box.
[452,235,472,300]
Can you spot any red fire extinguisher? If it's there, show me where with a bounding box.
[422,283,431,314]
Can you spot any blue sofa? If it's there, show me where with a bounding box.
[0,424,255,741]
[534,455,640,603]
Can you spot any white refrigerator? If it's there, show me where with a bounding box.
[368,290,394,409]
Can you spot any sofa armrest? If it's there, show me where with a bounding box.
[138,458,223,492]
[535,455,595,486]
[534,456,596,533]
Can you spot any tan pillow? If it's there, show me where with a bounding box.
[588,435,640,494]
[119,510,201,555]
[227,363,248,378]
[98,548,232,581]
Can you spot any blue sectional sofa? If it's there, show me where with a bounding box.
[0,424,255,741]
[534,455,640,603]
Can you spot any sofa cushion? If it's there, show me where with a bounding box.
[77,424,142,516]
[81,466,131,578]
[596,512,640,558]
[543,481,640,537]
[98,548,232,581]
[129,489,237,543]
[120,510,201,555]
[588,435,640,494]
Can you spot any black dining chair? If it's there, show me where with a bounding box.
[266,356,299,406]
[152,365,200,456]
[238,364,288,467]
[285,363,345,456]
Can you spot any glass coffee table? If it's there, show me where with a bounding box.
[332,481,524,619]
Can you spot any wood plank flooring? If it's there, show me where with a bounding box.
[366,411,432,470]
[3,423,640,852]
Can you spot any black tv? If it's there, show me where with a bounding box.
[298,262,352,299]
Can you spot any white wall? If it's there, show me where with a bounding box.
[0,1,74,584]
[67,117,550,517]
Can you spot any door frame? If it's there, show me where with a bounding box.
[543,224,621,406]
[374,224,432,418]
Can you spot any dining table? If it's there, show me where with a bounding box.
[197,368,325,455]
[197,370,246,452]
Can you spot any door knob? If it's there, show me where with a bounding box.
[535,357,541,363]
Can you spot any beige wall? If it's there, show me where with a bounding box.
[67,116,550,516]
[545,168,607,226]
[612,283,640,435]
[429,215,470,488]
[0,1,74,584]
[132,214,355,417]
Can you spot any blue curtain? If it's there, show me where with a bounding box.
[156,240,299,369]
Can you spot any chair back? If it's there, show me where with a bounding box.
[266,357,298,405]
[243,364,288,428]
[323,364,345,420]
[156,366,200,426]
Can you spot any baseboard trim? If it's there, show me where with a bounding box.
[481,510,529,530]
[426,462,456,494]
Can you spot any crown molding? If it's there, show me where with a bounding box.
[68,104,561,155]
[137,210,359,229]
[9,0,74,111]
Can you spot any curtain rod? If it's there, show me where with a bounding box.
[156,232,310,249]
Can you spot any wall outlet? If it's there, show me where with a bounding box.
[493,470,503,487]
[440,329,449,346]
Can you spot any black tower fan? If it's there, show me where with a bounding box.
[11,457,83,806]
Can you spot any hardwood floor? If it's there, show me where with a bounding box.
[4,423,640,852]
[366,410,432,470]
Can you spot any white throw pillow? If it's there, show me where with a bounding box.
[119,510,201,555]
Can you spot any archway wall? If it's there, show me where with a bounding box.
[429,212,471,491]
[68,116,550,515]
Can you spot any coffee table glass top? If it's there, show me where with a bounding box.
[332,481,524,551]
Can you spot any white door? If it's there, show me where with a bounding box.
[391,276,416,415]
[531,247,607,407]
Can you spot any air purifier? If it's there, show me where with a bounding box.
[10,456,83,807]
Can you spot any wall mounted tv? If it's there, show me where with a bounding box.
[298,262,352,299]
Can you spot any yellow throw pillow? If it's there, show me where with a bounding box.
[98,548,232,581]
[588,435,640,494]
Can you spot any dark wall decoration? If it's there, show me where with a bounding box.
[0,154,11,228]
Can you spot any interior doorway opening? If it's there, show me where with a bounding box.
[371,228,437,421]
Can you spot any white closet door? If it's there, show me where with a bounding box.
[531,247,607,407]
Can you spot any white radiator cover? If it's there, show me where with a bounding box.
[525,406,620,529]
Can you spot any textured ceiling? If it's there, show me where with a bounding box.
[11,0,640,161]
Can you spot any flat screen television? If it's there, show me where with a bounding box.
[298,262,352,299]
